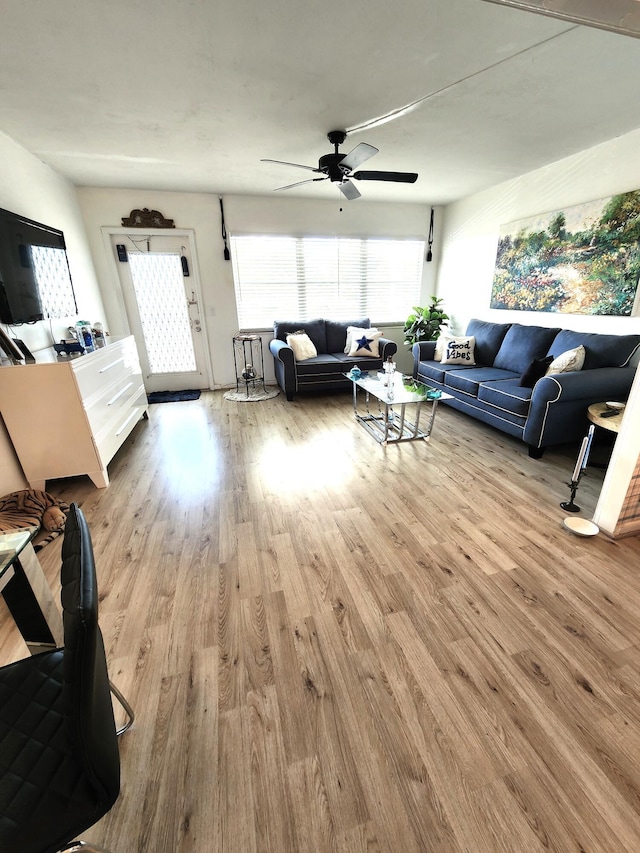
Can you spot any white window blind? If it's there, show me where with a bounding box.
[231,235,424,328]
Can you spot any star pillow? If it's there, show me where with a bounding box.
[349,329,382,357]
[344,325,380,354]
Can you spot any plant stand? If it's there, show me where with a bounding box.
[232,334,266,398]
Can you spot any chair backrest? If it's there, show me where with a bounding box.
[61,503,120,809]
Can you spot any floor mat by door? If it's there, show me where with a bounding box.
[147,390,201,403]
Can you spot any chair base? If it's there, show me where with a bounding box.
[110,680,135,736]
[59,841,114,852]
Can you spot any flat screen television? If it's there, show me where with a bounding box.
[0,206,77,325]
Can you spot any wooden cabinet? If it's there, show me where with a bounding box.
[0,336,148,489]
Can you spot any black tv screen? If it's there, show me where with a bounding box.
[0,207,77,325]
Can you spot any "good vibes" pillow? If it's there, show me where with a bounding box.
[440,336,476,365]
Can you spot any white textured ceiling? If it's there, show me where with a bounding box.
[2,0,640,204]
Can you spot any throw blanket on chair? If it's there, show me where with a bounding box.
[0,489,70,551]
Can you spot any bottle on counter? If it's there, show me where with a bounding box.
[75,320,95,352]
[92,322,107,347]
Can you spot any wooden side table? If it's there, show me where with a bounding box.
[587,402,624,434]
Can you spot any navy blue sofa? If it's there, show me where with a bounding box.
[270,317,397,401]
[413,318,640,456]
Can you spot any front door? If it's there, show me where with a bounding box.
[109,232,211,393]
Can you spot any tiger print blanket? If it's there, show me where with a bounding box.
[0,489,70,552]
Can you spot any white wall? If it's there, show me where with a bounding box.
[0,133,108,494]
[436,131,640,536]
[77,188,435,382]
[437,127,640,336]
[0,133,107,352]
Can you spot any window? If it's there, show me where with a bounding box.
[231,235,424,328]
[30,245,77,319]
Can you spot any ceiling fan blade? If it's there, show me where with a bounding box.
[274,177,328,192]
[352,170,418,183]
[338,180,361,201]
[339,143,378,172]
[261,158,319,172]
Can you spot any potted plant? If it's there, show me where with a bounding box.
[403,297,449,346]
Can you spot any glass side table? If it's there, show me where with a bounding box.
[232,333,266,397]
[0,527,63,653]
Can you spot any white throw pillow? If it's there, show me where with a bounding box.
[348,328,382,357]
[440,336,476,365]
[434,334,452,361]
[286,331,318,361]
[546,345,585,375]
[345,326,380,354]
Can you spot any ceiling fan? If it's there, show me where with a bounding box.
[261,130,418,200]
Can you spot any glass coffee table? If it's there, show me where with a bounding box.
[0,526,63,653]
[344,371,451,445]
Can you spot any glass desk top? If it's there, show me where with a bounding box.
[0,527,39,580]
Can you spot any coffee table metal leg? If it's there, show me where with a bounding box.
[424,399,439,439]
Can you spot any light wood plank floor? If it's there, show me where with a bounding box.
[2,390,640,852]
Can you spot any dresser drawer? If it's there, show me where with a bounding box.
[94,386,148,467]
[72,339,140,400]
[84,374,146,436]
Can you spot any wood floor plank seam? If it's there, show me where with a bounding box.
[2,390,640,852]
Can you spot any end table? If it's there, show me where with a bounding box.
[233,333,266,397]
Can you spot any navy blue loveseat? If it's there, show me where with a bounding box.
[270,317,397,401]
[413,318,640,456]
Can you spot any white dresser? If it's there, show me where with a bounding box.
[0,336,148,489]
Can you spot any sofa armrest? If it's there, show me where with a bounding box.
[531,367,635,404]
[269,338,296,399]
[412,341,436,362]
[411,341,436,378]
[269,338,294,364]
[524,366,635,448]
[379,337,398,361]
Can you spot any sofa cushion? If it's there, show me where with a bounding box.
[415,360,475,385]
[440,336,476,365]
[493,324,560,373]
[349,328,382,357]
[325,318,369,353]
[344,325,379,354]
[286,331,317,361]
[547,330,640,369]
[520,355,554,387]
[478,379,533,417]
[434,334,451,361]
[445,367,519,397]
[465,319,512,365]
[546,344,585,375]
[274,318,327,353]
[294,353,340,375]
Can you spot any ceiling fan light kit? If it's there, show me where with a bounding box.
[261,130,418,200]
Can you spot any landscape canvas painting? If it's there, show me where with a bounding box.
[490,190,640,315]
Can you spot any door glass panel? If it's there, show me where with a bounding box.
[128,252,197,374]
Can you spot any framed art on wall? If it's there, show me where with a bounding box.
[490,190,640,315]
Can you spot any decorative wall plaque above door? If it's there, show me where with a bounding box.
[121,208,175,228]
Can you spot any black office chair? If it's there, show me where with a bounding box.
[0,503,133,853]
